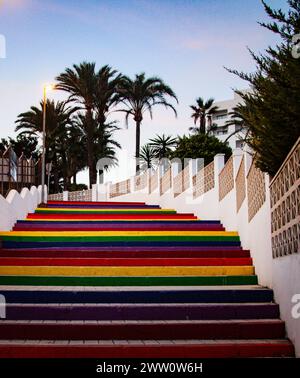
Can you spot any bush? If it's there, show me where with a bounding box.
[68,183,88,192]
[169,134,232,165]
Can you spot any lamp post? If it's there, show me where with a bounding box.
[41,84,55,204]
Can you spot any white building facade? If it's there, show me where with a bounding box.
[210,91,247,150]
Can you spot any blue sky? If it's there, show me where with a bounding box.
[0,0,288,182]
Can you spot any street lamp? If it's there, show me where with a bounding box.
[41,83,55,204]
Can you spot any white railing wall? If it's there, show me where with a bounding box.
[0,185,46,231]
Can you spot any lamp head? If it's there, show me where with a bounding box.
[44,83,55,91]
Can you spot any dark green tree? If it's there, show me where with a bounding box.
[0,136,39,159]
[169,134,232,165]
[226,0,300,176]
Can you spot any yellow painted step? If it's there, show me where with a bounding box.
[0,266,254,277]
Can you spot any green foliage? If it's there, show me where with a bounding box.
[116,72,178,172]
[0,135,39,159]
[169,133,232,165]
[189,97,219,134]
[148,134,177,159]
[68,183,88,192]
[139,144,157,170]
[226,0,300,177]
[56,62,122,186]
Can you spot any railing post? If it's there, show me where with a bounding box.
[232,148,243,179]
[214,154,225,198]
[63,191,68,201]
[106,181,112,201]
[243,145,253,176]
[129,176,135,194]
[171,160,180,196]
[92,184,97,202]
[188,159,198,190]
[146,168,152,194]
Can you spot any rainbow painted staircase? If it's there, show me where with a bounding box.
[0,200,294,358]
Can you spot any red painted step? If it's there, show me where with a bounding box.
[0,340,294,358]
[0,257,253,266]
[0,320,285,340]
[0,249,251,258]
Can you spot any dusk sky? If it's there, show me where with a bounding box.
[0,0,288,182]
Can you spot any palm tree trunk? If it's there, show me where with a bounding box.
[54,171,60,193]
[200,115,206,134]
[86,108,96,188]
[135,120,141,174]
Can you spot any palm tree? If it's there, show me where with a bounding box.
[116,73,178,173]
[15,100,76,139]
[95,65,124,127]
[73,113,120,184]
[56,62,123,187]
[139,144,157,170]
[189,97,219,134]
[148,134,177,159]
[56,62,98,187]
[15,100,79,192]
[225,104,250,144]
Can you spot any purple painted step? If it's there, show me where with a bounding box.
[13,223,225,231]
[5,303,280,321]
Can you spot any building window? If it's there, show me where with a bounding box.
[213,110,228,120]
[215,126,228,135]
[236,140,244,148]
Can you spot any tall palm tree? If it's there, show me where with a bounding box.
[56,62,98,187]
[139,144,157,170]
[189,97,219,134]
[73,113,120,184]
[56,62,123,187]
[148,134,177,160]
[116,73,178,173]
[95,65,124,127]
[15,100,79,192]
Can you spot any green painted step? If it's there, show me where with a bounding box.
[0,275,258,286]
